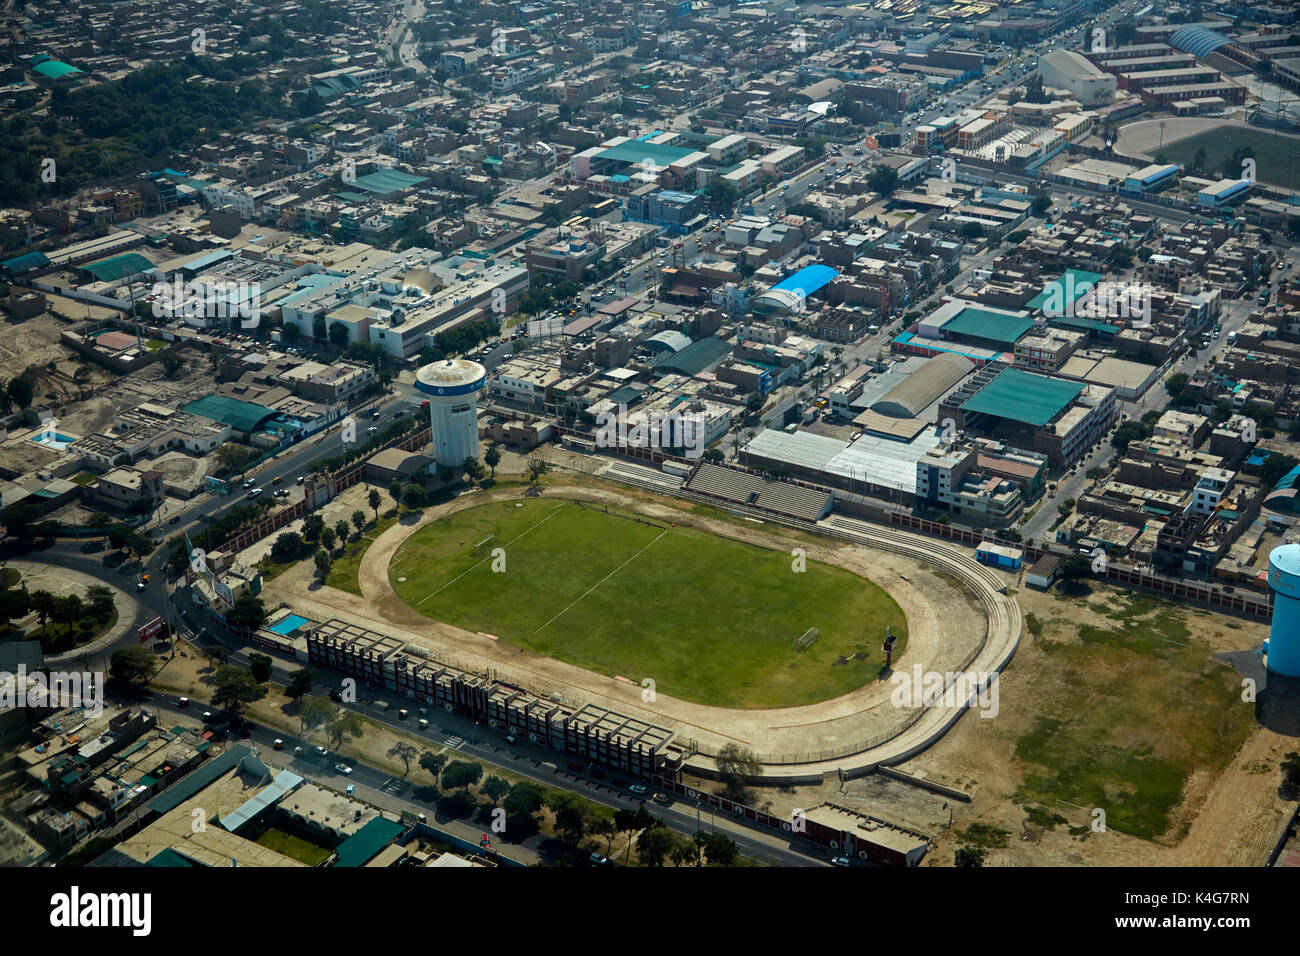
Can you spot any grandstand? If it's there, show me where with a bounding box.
[685,462,833,521]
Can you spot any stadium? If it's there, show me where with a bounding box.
[265,471,1021,783]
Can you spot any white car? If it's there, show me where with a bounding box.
[246,488,263,499]
[334,763,353,775]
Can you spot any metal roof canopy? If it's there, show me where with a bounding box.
[960,367,1083,427]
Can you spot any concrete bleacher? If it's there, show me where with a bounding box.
[685,463,833,522]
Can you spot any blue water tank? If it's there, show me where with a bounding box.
[1266,544,1300,677]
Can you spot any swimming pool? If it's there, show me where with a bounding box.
[268,614,309,635]
[30,432,77,450]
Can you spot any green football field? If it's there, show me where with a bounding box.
[1160,125,1300,191]
[389,499,908,709]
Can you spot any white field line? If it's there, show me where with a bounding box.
[415,503,568,606]
[535,528,669,634]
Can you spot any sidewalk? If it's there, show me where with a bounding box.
[8,559,142,666]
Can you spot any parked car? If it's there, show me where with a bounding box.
[831,855,852,867]
[296,475,306,485]
[628,784,648,796]
[651,792,671,806]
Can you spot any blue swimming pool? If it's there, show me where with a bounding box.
[268,614,309,635]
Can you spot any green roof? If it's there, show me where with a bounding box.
[1027,269,1105,312]
[334,817,405,867]
[148,847,208,867]
[32,57,83,79]
[961,367,1084,427]
[595,141,699,167]
[351,168,428,195]
[81,252,154,282]
[941,307,1032,347]
[182,394,281,434]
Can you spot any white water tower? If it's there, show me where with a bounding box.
[415,358,486,467]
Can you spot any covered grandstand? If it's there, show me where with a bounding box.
[752,264,840,314]
[685,462,833,521]
[740,425,943,498]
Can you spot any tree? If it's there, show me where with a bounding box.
[547,790,592,845]
[0,588,31,628]
[298,695,336,737]
[313,549,332,576]
[225,593,267,631]
[212,664,262,718]
[389,478,404,509]
[866,164,899,197]
[271,531,305,562]
[333,519,350,544]
[161,353,185,378]
[351,509,366,534]
[420,750,448,785]
[107,524,132,551]
[286,668,314,701]
[7,376,34,409]
[481,775,511,805]
[29,590,55,627]
[636,824,676,866]
[1165,372,1189,403]
[248,652,273,683]
[109,646,157,686]
[668,833,696,867]
[1031,194,1052,217]
[1281,751,1300,797]
[484,443,501,478]
[442,760,483,791]
[462,456,485,483]
[960,221,985,240]
[302,514,325,542]
[402,484,426,509]
[328,322,351,350]
[368,488,382,519]
[388,741,419,777]
[702,831,739,866]
[326,710,365,752]
[320,526,337,552]
[591,815,617,856]
[503,780,546,823]
[526,459,550,486]
[715,743,760,802]
[955,846,986,867]
[85,585,115,620]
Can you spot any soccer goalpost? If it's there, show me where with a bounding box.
[794,626,820,651]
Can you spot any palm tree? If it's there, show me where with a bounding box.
[484,442,501,479]
[368,488,382,519]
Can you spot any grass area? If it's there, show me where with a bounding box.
[2,568,19,587]
[1161,125,1300,191]
[145,339,167,352]
[29,608,118,654]
[389,498,907,708]
[326,514,398,595]
[70,472,96,486]
[255,827,333,866]
[1014,591,1255,841]
[960,823,1010,848]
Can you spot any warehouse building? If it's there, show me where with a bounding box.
[938,363,1117,468]
[1039,50,1117,106]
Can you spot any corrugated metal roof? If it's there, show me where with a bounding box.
[334,817,405,867]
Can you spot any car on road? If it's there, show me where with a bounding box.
[273,739,284,750]
[314,745,328,756]
[293,746,305,755]
[628,784,648,796]
[178,696,189,707]
[334,763,353,775]
[651,792,671,805]
[296,475,306,484]
[136,581,146,592]
[242,478,256,489]
[367,426,379,433]
[589,852,610,866]
[831,855,852,867]
[272,475,283,483]
[246,488,263,498]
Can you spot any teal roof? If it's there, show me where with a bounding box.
[148,847,208,867]
[31,56,83,79]
[351,168,428,194]
[595,141,699,167]
[182,394,282,434]
[2,251,50,274]
[334,817,405,867]
[1027,269,1105,312]
[941,307,1032,347]
[82,252,155,282]
[961,367,1084,427]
